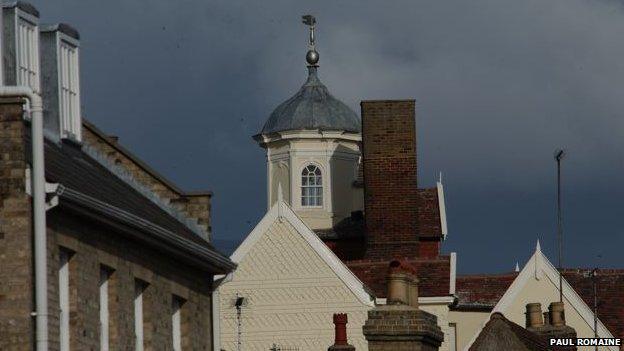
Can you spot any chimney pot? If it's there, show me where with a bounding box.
[329,313,355,351]
[549,302,566,327]
[408,274,419,308]
[525,303,544,328]
[543,311,550,325]
[332,313,348,346]
[387,260,410,305]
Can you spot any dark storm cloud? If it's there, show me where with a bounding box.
[29,0,623,272]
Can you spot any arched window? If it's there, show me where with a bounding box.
[301,165,323,207]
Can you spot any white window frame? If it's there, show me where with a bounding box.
[172,296,184,351]
[300,163,323,208]
[134,280,146,351]
[15,12,40,94]
[57,33,81,141]
[99,267,112,351]
[59,250,71,351]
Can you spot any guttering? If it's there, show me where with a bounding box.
[0,86,47,351]
[59,187,236,273]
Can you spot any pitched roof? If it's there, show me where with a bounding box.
[228,196,375,306]
[561,268,624,339]
[454,272,519,311]
[82,119,212,197]
[38,138,234,273]
[461,244,622,350]
[469,313,552,351]
[317,184,447,243]
[346,256,452,298]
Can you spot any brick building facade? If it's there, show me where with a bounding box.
[0,2,235,350]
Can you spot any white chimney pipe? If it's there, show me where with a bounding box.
[0,86,47,350]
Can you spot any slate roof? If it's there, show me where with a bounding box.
[33,137,235,273]
[260,67,361,134]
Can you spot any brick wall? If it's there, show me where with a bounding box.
[46,210,214,351]
[82,123,212,237]
[0,98,34,350]
[361,100,419,259]
[0,100,215,350]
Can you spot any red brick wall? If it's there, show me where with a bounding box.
[361,100,419,259]
[0,99,34,350]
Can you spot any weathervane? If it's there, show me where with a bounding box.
[302,15,319,66]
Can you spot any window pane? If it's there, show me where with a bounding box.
[301,164,323,207]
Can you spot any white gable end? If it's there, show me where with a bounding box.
[462,242,617,351]
[217,201,373,351]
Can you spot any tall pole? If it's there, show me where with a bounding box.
[592,268,598,351]
[237,305,242,351]
[554,149,565,303]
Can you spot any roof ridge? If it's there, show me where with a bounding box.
[81,143,208,238]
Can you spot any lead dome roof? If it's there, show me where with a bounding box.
[260,67,361,135]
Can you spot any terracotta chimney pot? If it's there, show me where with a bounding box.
[333,313,348,346]
[525,303,544,328]
[549,302,566,327]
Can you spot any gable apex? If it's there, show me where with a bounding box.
[229,200,374,307]
[462,246,617,351]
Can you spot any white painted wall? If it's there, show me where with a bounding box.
[218,219,370,351]
[263,131,361,230]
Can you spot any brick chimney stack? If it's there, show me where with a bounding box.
[328,313,355,351]
[361,100,419,259]
[363,260,443,351]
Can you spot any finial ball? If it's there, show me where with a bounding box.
[306,50,319,65]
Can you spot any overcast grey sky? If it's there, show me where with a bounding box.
[29,0,623,273]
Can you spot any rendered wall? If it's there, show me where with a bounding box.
[448,310,490,351]
[266,135,360,230]
[420,303,454,351]
[218,219,370,351]
[501,275,613,351]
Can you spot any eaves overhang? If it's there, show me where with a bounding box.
[56,187,236,274]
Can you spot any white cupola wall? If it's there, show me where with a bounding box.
[255,130,362,230]
[254,18,363,230]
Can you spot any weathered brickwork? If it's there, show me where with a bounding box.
[0,98,34,350]
[46,211,214,351]
[1,100,216,350]
[361,100,419,259]
[82,122,212,236]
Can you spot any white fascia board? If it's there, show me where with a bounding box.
[262,130,361,144]
[375,296,455,306]
[436,180,448,240]
[229,206,278,264]
[449,252,457,295]
[227,200,374,307]
[281,202,374,306]
[461,247,617,351]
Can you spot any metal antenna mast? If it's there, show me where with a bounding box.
[554,149,565,303]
